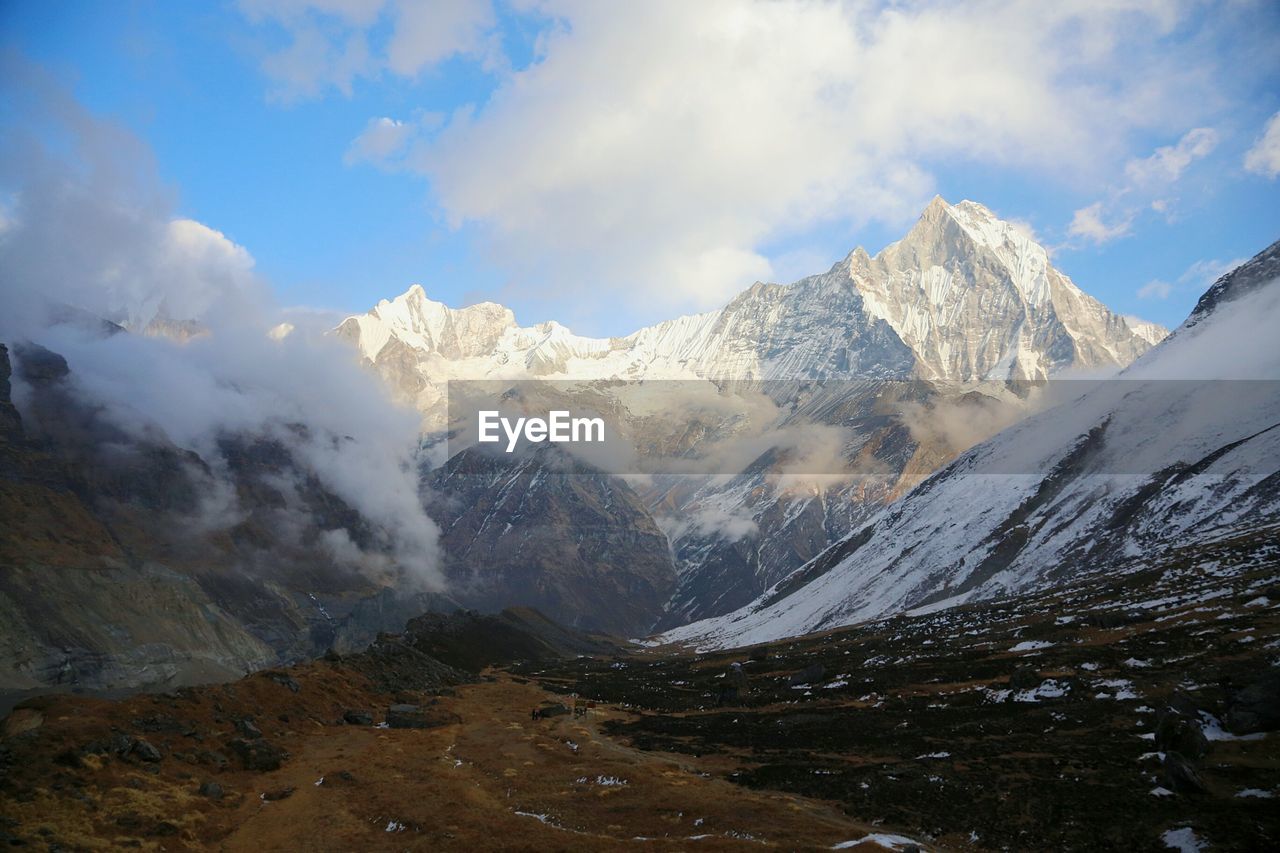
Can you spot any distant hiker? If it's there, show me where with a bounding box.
[530,708,540,721]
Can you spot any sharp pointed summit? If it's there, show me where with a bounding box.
[338,197,1164,397]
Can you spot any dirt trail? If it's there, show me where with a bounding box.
[213,675,901,851]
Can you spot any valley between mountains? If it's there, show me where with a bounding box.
[2,198,1278,850]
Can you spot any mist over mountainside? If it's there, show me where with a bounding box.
[0,339,461,694]
[0,79,465,693]
[661,239,1280,650]
[338,198,1167,630]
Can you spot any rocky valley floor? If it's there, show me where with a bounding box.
[2,528,1278,851]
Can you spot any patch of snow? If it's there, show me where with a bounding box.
[1161,826,1205,851]
[832,833,925,850]
[1013,679,1070,702]
[1010,640,1055,652]
[1200,712,1266,742]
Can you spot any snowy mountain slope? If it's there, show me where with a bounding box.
[658,239,1280,649]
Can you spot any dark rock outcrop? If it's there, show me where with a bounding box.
[227,738,287,772]
[426,445,676,637]
[386,703,460,730]
[1224,668,1280,734]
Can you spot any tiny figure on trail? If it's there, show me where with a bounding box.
[574,698,588,718]
[530,708,541,721]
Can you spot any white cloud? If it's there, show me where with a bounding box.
[241,0,494,101]
[1069,126,1220,246]
[1124,127,1218,185]
[240,1,1271,318]
[1243,111,1280,178]
[1069,202,1132,244]
[386,0,497,77]
[344,116,412,166]
[1137,279,1172,299]
[404,0,1227,314]
[0,55,444,588]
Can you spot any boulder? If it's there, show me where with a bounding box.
[197,781,224,800]
[538,703,571,718]
[342,710,374,726]
[387,703,462,729]
[1009,666,1041,690]
[264,671,301,693]
[1154,708,1208,759]
[130,739,163,763]
[1224,668,1280,735]
[262,786,295,802]
[789,663,825,686]
[1,708,44,738]
[1161,752,1205,794]
[387,704,428,729]
[235,718,263,739]
[227,738,287,772]
[197,750,229,769]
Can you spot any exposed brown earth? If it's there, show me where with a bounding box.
[0,663,902,851]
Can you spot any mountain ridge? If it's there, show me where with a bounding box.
[336,197,1165,395]
[658,238,1280,649]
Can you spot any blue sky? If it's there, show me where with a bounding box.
[3,0,1279,337]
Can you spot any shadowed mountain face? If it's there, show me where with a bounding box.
[0,341,456,696]
[425,446,676,637]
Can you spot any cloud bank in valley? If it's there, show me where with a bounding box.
[0,53,443,589]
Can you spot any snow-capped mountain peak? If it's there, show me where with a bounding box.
[336,197,1165,403]
[343,284,519,364]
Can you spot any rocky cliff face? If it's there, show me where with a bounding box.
[847,198,1154,380]
[337,198,1165,631]
[425,446,676,637]
[0,340,457,695]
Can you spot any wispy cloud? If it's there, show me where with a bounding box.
[1243,111,1280,179]
[1069,202,1133,245]
[344,116,411,166]
[1137,279,1172,300]
[240,0,497,102]
[1069,127,1219,246]
[1135,256,1246,301]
